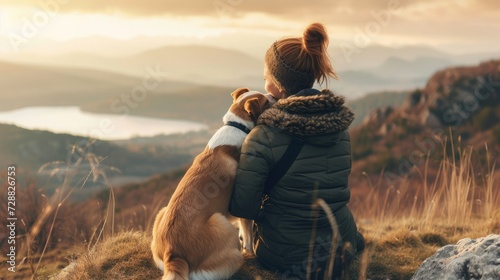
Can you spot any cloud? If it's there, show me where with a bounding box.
[2,0,498,54]
[3,0,497,19]
[2,0,215,16]
[2,0,496,40]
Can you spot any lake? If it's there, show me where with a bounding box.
[0,106,208,140]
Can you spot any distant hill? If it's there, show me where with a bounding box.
[0,59,419,125]
[330,44,500,71]
[8,43,498,99]
[2,46,265,90]
[128,45,263,88]
[0,123,195,183]
[82,86,412,127]
[333,70,423,98]
[368,56,454,80]
[347,91,411,127]
[0,60,244,125]
[330,44,452,71]
[57,45,265,89]
[80,85,238,125]
[0,60,199,111]
[8,34,499,69]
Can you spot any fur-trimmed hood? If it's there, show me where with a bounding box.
[257,89,355,138]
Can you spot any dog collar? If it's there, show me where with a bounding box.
[225,121,251,134]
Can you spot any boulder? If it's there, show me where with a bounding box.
[361,106,394,126]
[411,234,500,280]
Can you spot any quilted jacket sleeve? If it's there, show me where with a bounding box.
[229,125,274,220]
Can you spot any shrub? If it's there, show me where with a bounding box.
[493,124,500,143]
[369,153,399,173]
[352,129,375,159]
[474,106,499,130]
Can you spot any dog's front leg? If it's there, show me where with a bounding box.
[239,218,254,253]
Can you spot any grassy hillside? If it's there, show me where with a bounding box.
[0,124,197,175]
[1,138,497,279]
[0,124,198,201]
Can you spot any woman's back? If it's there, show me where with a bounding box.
[230,88,359,275]
[229,22,364,279]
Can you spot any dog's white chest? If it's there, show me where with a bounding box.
[207,126,247,149]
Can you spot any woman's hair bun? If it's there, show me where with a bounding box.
[302,23,329,56]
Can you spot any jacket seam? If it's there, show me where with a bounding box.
[261,126,276,165]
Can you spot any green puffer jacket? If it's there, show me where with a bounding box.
[229,88,361,275]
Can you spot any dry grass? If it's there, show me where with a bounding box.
[55,231,281,280]
[0,141,119,279]
[58,231,162,280]
[352,141,500,279]
[355,218,498,280]
[0,246,70,279]
[2,138,498,279]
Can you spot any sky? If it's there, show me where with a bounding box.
[0,0,499,55]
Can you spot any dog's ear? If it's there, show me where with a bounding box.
[231,88,250,101]
[244,95,269,121]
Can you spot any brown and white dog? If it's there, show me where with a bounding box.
[151,88,272,280]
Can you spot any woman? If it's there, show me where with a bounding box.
[229,23,364,278]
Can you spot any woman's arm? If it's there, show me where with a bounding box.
[229,126,273,220]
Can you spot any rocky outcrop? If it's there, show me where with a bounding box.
[383,60,500,129]
[411,234,500,280]
[423,60,500,96]
[361,106,394,126]
[360,106,396,136]
[358,60,500,131]
[412,60,500,126]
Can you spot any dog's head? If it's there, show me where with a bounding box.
[228,88,274,124]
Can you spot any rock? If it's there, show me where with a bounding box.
[361,106,394,126]
[411,234,500,280]
[50,262,76,280]
[421,110,441,128]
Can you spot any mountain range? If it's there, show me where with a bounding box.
[4,42,499,99]
[0,57,412,125]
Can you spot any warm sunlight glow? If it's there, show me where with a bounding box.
[1,7,230,41]
[0,2,498,279]
[1,1,499,55]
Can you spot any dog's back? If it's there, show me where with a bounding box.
[151,147,241,275]
[151,89,271,280]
